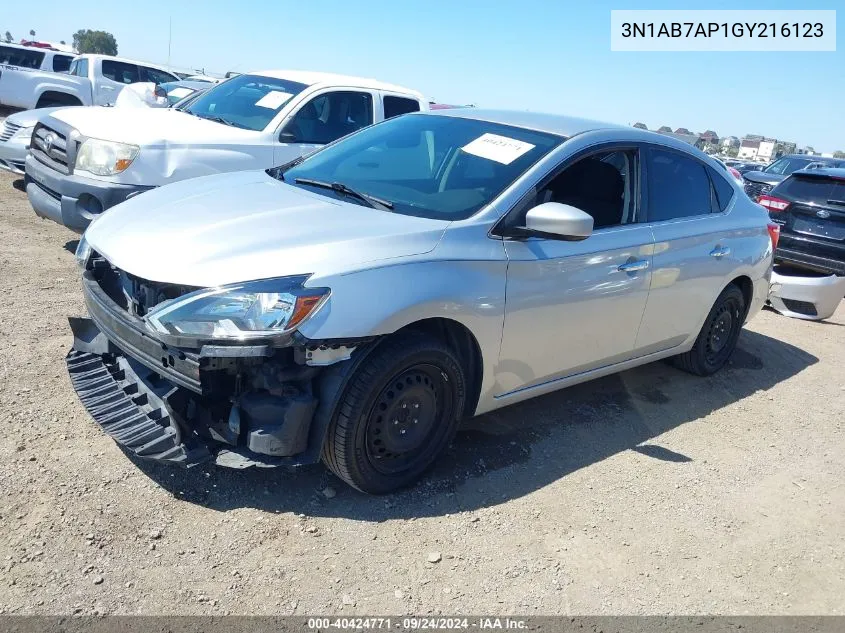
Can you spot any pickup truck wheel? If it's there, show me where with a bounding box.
[321,332,465,494]
[672,284,745,376]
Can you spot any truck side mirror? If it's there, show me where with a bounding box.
[279,130,299,144]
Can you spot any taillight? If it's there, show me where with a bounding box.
[767,222,780,250]
[728,166,742,181]
[758,194,790,213]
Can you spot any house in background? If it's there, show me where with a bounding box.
[757,139,776,163]
[657,126,673,133]
[738,139,761,160]
[721,136,740,148]
[656,129,705,149]
[632,122,648,130]
[675,127,693,135]
[699,130,719,145]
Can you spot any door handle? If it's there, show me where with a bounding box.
[102,85,115,91]
[617,260,650,273]
[710,246,731,258]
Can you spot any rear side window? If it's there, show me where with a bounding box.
[708,167,735,212]
[646,147,713,221]
[52,55,73,73]
[774,175,845,206]
[101,60,140,84]
[0,45,45,69]
[141,66,178,85]
[69,58,89,77]
[383,95,420,119]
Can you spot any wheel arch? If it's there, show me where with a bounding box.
[727,274,753,318]
[36,90,83,108]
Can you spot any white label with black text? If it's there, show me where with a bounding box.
[461,133,535,165]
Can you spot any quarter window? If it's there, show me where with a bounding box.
[283,91,374,145]
[708,167,735,212]
[383,95,420,119]
[142,66,178,85]
[646,148,713,221]
[101,60,140,84]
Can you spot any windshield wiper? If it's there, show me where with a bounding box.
[195,113,239,128]
[294,178,394,210]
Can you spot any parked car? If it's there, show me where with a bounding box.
[67,109,775,493]
[743,154,845,201]
[713,157,743,184]
[759,167,845,276]
[114,79,211,109]
[1,53,179,110]
[25,71,427,231]
[0,107,60,175]
[159,80,211,105]
[731,161,766,175]
[0,42,76,109]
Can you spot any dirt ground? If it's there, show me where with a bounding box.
[0,167,843,616]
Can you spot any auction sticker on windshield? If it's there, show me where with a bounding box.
[255,91,293,109]
[461,133,536,165]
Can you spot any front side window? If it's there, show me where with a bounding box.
[533,150,638,229]
[101,60,140,84]
[0,45,45,69]
[185,74,308,131]
[383,95,420,119]
[282,91,374,145]
[281,113,562,220]
[646,147,713,221]
[52,55,73,73]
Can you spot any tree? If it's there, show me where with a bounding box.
[60,40,66,45]
[3,31,11,43]
[834,151,845,159]
[72,29,118,55]
[29,29,35,37]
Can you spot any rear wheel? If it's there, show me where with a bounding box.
[672,284,746,376]
[321,332,465,494]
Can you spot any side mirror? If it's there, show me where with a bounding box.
[279,130,299,144]
[523,202,593,241]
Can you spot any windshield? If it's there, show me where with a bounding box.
[161,82,198,105]
[184,74,308,131]
[280,114,562,220]
[764,157,813,175]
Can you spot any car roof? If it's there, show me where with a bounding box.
[163,80,211,91]
[424,108,630,138]
[249,70,423,99]
[74,53,178,74]
[790,167,845,178]
[782,153,842,162]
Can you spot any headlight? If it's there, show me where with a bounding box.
[145,276,329,344]
[12,125,34,142]
[74,235,92,270]
[75,138,139,176]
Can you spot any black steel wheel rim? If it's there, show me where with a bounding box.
[365,364,452,475]
[705,299,739,365]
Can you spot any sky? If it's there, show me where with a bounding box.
[5,0,844,151]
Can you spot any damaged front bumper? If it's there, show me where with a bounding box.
[66,274,330,469]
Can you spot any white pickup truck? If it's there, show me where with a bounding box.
[25,70,428,231]
[1,51,179,110]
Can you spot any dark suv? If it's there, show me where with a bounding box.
[743,154,845,201]
[759,168,845,275]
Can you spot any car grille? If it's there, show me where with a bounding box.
[30,123,74,174]
[743,179,772,201]
[90,253,198,318]
[0,121,22,142]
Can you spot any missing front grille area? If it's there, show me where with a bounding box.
[781,298,818,317]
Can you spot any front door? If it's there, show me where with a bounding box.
[497,148,654,395]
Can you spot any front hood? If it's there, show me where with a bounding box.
[8,106,63,127]
[49,106,257,146]
[84,171,449,287]
[743,171,785,186]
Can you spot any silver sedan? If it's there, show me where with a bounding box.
[70,108,776,493]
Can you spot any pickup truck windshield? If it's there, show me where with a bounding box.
[281,113,563,220]
[184,74,308,131]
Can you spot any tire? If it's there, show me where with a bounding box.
[320,331,466,494]
[672,284,746,376]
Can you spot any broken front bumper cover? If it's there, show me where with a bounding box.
[66,275,327,469]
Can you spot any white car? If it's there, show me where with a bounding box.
[25,70,427,231]
[0,43,76,110]
[1,52,179,110]
[0,107,62,174]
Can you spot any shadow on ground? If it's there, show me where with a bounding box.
[130,329,816,519]
[12,178,25,193]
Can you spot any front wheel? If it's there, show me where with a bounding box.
[321,332,466,494]
[672,284,746,376]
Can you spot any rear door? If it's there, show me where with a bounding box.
[634,146,740,354]
[773,173,845,267]
[97,59,141,105]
